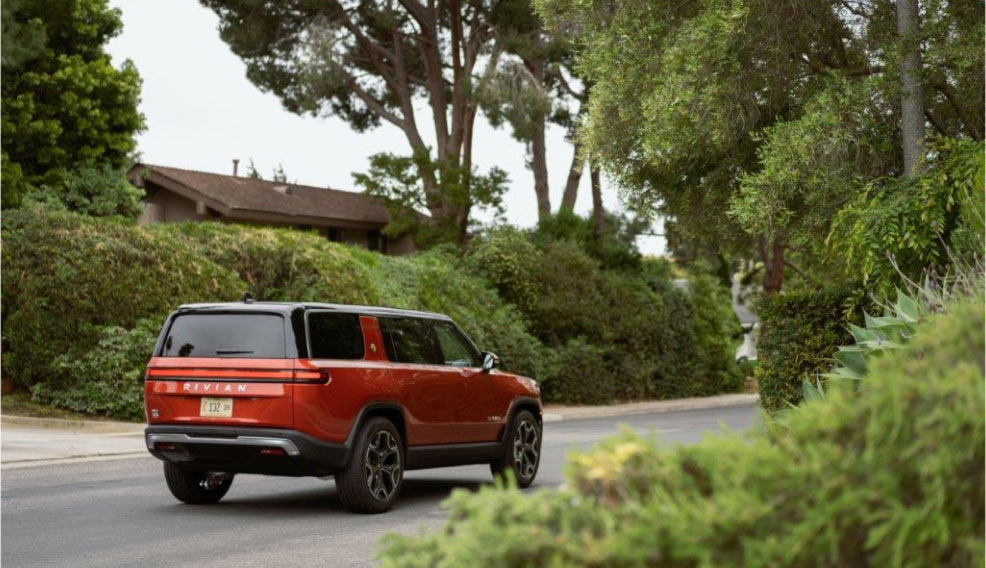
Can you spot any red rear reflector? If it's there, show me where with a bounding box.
[156,443,178,451]
[259,447,287,456]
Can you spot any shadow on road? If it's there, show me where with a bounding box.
[152,477,490,516]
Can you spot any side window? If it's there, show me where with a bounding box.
[433,321,480,367]
[382,317,442,365]
[307,312,364,359]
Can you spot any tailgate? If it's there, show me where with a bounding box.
[145,357,308,429]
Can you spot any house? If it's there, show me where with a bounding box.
[127,163,415,254]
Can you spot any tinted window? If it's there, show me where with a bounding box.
[382,317,442,365]
[433,321,479,367]
[162,314,286,358]
[307,312,364,359]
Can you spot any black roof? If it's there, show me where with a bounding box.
[175,301,451,321]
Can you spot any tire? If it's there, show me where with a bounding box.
[490,410,541,488]
[335,416,404,514]
[163,462,233,504]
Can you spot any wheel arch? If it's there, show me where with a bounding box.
[499,397,542,447]
[346,402,408,451]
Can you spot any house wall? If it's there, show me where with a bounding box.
[139,189,203,224]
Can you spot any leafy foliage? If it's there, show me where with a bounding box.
[33,319,159,420]
[25,162,144,218]
[379,298,986,567]
[829,139,986,297]
[1,0,144,210]
[152,221,379,306]
[755,287,855,412]
[537,0,984,292]
[354,150,508,246]
[0,207,243,393]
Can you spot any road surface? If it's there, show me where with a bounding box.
[1,404,757,567]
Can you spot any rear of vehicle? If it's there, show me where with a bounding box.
[144,306,349,498]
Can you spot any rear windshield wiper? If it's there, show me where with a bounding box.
[215,349,255,355]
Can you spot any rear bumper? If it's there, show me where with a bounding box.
[145,425,349,477]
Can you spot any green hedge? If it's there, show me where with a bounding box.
[1,207,243,391]
[1,208,742,418]
[755,287,855,411]
[378,297,986,567]
[152,222,378,305]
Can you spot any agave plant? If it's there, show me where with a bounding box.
[800,288,932,403]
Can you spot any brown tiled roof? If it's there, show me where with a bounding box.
[132,163,393,225]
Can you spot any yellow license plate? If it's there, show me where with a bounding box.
[200,397,233,418]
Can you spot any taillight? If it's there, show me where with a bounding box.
[292,369,331,384]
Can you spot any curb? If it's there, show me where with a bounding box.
[2,452,151,470]
[1,414,145,433]
[541,393,758,423]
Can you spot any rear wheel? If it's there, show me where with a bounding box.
[335,417,404,514]
[163,462,233,504]
[490,410,541,488]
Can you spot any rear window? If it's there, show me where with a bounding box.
[161,313,286,358]
[307,312,364,359]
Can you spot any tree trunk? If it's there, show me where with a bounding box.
[897,0,925,175]
[759,236,785,293]
[590,163,604,243]
[531,112,551,221]
[559,142,583,212]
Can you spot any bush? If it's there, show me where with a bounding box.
[1,207,243,390]
[154,222,378,305]
[379,298,986,567]
[32,319,159,420]
[26,163,144,219]
[755,287,855,411]
[358,248,551,382]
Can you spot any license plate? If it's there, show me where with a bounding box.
[200,397,233,418]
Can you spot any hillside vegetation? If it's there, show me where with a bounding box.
[1,207,742,419]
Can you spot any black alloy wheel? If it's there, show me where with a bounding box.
[490,410,541,488]
[336,417,404,513]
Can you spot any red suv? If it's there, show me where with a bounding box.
[144,301,542,513]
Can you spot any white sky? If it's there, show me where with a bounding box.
[105,0,666,255]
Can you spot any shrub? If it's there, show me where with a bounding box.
[685,267,745,394]
[26,163,144,218]
[154,222,378,305]
[527,240,602,344]
[755,287,855,411]
[32,319,159,420]
[379,298,986,567]
[1,207,243,390]
[466,226,546,320]
[359,248,551,382]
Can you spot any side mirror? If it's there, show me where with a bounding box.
[481,351,500,374]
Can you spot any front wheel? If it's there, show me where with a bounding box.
[335,417,404,514]
[490,410,541,488]
[163,462,233,504]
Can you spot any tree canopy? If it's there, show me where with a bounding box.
[204,0,516,244]
[0,0,144,212]
[536,0,984,291]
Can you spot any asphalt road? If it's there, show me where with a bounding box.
[1,404,758,567]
